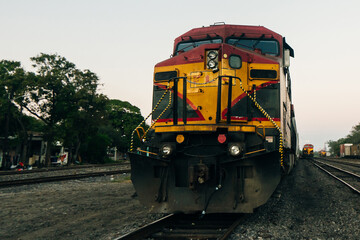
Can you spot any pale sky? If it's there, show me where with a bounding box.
[1,0,360,151]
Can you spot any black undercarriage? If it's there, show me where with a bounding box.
[129,131,282,213]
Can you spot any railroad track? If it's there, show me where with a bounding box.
[116,213,245,240]
[312,159,360,194]
[0,169,130,188]
[0,162,129,176]
[314,157,360,169]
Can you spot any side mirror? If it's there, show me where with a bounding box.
[284,49,290,67]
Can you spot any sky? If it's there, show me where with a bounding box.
[1,0,360,151]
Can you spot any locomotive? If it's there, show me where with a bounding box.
[302,144,314,159]
[129,24,298,213]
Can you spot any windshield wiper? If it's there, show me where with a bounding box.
[230,33,245,47]
[252,34,265,50]
[174,43,197,55]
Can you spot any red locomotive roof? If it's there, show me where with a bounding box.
[173,24,283,53]
[303,144,314,148]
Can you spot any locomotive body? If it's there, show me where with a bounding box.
[302,144,314,159]
[129,24,298,213]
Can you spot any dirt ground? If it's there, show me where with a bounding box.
[229,159,360,239]
[0,174,157,240]
[1,159,360,239]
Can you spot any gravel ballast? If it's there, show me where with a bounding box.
[229,159,360,239]
[0,159,359,239]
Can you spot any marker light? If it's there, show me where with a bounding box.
[176,134,185,144]
[217,134,227,144]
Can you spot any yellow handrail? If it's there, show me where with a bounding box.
[235,78,284,170]
[135,127,145,140]
[130,84,171,152]
[256,124,265,139]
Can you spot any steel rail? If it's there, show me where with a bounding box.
[220,217,244,240]
[312,160,360,194]
[115,214,176,240]
[0,163,129,176]
[0,169,130,188]
[315,157,360,169]
[116,213,245,240]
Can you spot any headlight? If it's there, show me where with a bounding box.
[160,144,174,157]
[207,60,217,69]
[206,50,219,69]
[207,50,218,60]
[228,143,243,156]
[162,145,172,155]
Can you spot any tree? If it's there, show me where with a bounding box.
[1,54,146,166]
[346,123,360,144]
[80,133,111,164]
[327,122,360,156]
[62,92,108,164]
[327,139,345,157]
[103,99,145,153]
[23,53,106,166]
[0,60,28,169]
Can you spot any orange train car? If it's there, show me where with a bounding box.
[340,143,360,158]
[351,144,360,158]
[129,23,297,214]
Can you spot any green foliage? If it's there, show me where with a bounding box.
[25,53,78,126]
[103,99,146,152]
[22,53,110,164]
[0,60,28,136]
[328,122,360,156]
[1,53,146,165]
[23,115,46,132]
[347,124,360,144]
[1,60,33,168]
[81,133,112,164]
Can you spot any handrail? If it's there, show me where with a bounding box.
[218,76,284,169]
[228,76,284,169]
[130,77,187,152]
[142,88,172,141]
[135,127,145,140]
[130,82,171,152]
[256,124,265,139]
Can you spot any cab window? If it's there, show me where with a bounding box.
[227,38,279,56]
[175,38,222,55]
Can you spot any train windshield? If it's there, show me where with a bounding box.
[226,38,279,56]
[175,38,222,55]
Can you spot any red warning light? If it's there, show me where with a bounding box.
[217,134,226,144]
